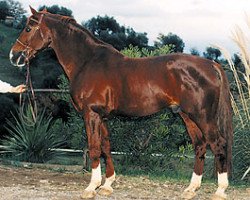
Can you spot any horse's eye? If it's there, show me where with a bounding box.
[25,27,31,32]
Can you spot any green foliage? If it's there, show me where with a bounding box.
[56,74,70,101]
[190,47,200,56]
[0,95,18,136]
[5,0,26,19]
[178,143,193,162]
[232,100,250,182]
[54,75,86,150]
[120,45,142,58]
[203,47,222,62]
[83,15,148,50]
[0,23,20,56]
[154,32,185,53]
[121,44,173,58]
[29,50,64,89]
[0,1,26,29]
[39,5,73,16]
[64,111,86,149]
[0,1,9,20]
[1,106,65,163]
[51,110,86,150]
[109,110,187,157]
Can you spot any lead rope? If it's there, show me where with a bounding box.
[19,61,37,123]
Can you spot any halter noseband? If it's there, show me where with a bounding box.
[16,14,45,63]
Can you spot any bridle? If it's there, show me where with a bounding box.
[16,14,45,64]
[17,14,46,122]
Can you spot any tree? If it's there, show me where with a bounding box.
[190,47,200,56]
[83,15,148,50]
[154,33,185,53]
[126,28,149,49]
[0,1,9,20]
[6,0,26,19]
[203,47,221,62]
[39,5,73,17]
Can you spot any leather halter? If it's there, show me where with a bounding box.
[16,15,45,63]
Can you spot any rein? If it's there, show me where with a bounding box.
[18,16,45,122]
[19,62,37,122]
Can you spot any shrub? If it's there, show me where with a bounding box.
[121,44,173,57]
[54,74,87,150]
[1,106,65,163]
[233,115,250,181]
[0,34,4,44]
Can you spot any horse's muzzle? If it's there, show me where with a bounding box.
[9,50,27,67]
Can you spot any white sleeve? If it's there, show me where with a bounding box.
[0,80,13,93]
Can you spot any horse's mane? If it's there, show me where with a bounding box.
[44,13,112,47]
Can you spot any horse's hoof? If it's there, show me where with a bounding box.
[211,193,227,200]
[98,185,113,196]
[81,190,97,199]
[181,190,196,199]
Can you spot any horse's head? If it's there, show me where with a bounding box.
[9,6,52,67]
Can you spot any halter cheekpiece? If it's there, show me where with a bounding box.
[16,14,45,63]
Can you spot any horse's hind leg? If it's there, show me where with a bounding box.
[98,122,116,196]
[209,132,229,200]
[179,112,207,199]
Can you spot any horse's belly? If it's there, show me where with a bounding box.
[118,96,167,117]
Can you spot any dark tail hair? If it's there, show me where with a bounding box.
[214,63,233,178]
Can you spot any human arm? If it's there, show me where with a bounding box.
[0,80,26,93]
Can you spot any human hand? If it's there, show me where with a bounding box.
[11,84,27,93]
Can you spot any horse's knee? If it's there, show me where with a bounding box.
[101,136,110,154]
[195,143,206,157]
[89,148,101,167]
[89,148,101,158]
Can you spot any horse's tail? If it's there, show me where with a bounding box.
[213,62,233,178]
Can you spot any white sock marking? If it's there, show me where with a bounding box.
[215,172,228,198]
[102,172,116,188]
[85,163,102,191]
[185,172,202,192]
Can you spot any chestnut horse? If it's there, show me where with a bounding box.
[10,7,233,200]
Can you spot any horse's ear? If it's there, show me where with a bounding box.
[42,7,47,12]
[29,6,37,15]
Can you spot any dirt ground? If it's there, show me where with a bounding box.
[0,163,249,200]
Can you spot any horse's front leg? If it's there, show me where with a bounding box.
[81,109,102,199]
[98,122,116,196]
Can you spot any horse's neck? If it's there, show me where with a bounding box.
[49,25,95,80]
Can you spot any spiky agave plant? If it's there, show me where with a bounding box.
[1,106,65,163]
